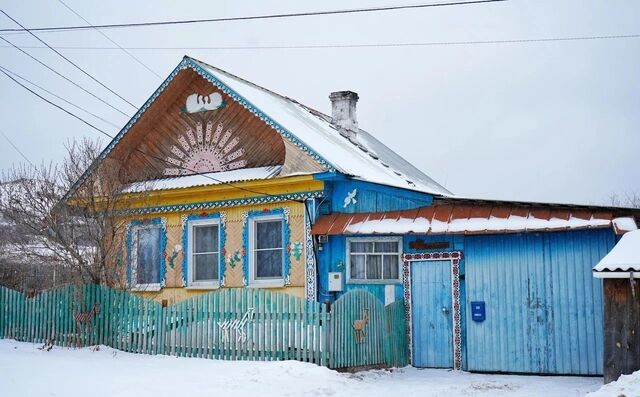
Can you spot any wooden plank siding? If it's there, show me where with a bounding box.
[103,68,323,185]
[603,279,640,383]
[464,229,615,375]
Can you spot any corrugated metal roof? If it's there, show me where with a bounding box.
[593,229,640,276]
[191,58,453,196]
[311,204,638,236]
[123,166,282,193]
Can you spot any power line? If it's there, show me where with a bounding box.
[0,10,138,109]
[0,35,132,117]
[0,66,116,140]
[0,65,307,202]
[0,127,35,168]
[0,0,507,33]
[1,33,637,51]
[0,64,121,129]
[56,0,163,79]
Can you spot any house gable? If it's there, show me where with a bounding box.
[65,57,328,200]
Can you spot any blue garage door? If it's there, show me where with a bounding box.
[411,260,453,368]
[464,229,616,375]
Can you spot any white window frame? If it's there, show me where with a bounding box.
[248,214,285,288]
[346,236,403,284]
[187,218,221,288]
[130,224,162,291]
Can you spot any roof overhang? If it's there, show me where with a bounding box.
[593,229,640,277]
[312,203,638,236]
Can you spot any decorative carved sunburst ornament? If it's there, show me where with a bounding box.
[164,92,247,176]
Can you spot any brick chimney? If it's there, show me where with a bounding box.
[329,91,359,136]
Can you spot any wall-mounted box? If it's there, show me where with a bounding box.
[328,272,343,292]
[471,301,486,322]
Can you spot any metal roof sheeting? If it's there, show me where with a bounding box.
[593,229,640,276]
[311,204,638,236]
[123,166,282,193]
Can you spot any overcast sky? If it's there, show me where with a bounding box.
[0,0,638,205]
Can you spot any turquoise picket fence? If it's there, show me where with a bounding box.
[0,284,407,369]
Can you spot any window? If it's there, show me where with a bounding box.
[188,219,220,286]
[132,225,162,287]
[348,238,401,282]
[250,216,284,284]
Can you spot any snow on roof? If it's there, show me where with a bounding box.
[593,229,640,276]
[190,58,452,196]
[123,166,282,193]
[312,204,637,236]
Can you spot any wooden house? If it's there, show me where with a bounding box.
[593,230,640,383]
[66,55,640,375]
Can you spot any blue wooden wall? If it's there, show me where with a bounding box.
[463,229,615,375]
[317,235,404,304]
[317,228,616,375]
[316,176,433,214]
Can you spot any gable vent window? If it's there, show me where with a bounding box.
[347,237,401,283]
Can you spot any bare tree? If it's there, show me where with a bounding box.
[0,138,148,290]
[609,192,640,209]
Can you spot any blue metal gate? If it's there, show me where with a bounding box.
[411,260,453,368]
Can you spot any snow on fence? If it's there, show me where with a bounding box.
[0,284,408,369]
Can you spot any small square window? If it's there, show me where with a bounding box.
[347,238,401,283]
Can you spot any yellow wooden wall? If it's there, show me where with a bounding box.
[124,200,308,304]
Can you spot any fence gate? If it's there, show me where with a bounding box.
[329,289,407,369]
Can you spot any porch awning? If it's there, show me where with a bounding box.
[593,229,640,278]
[311,204,638,236]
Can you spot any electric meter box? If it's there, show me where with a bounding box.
[328,272,343,292]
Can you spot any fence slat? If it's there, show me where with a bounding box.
[0,285,407,370]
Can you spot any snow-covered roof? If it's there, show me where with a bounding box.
[191,58,452,196]
[593,229,640,278]
[312,203,638,236]
[123,166,282,193]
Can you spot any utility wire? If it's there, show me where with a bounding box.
[0,65,307,202]
[0,35,132,117]
[56,0,162,79]
[0,0,507,33]
[1,33,637,51]
[0,67,117,139]
[0,64,121,129]
[0,10,138,109]
[0,127,35,168]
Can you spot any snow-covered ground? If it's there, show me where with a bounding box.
[0,339,607,397]
[588,370,640,397]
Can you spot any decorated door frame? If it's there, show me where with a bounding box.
[402,251,463,370]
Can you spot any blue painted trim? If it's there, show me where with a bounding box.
[126,218,167,287]
[242,208,291,286]
[116,190,324,216]
[181,212,227,287]
[63,60,190,202]
[312,171,349,181]
[185,58,334,171]
[63,56,336,202]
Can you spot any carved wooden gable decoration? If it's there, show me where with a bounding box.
[107,65,326,185]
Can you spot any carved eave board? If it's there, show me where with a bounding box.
[103,67,325,186]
